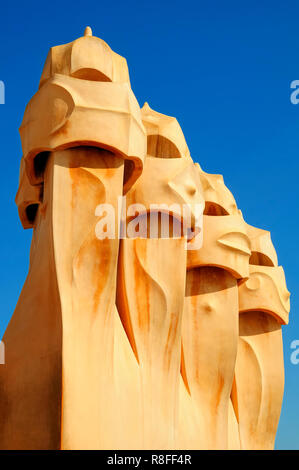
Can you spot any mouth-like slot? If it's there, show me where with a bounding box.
[123,159,135,187]
[34,151,50,180]
[204,201,229,216]
[249,251,275,267]
[25,203,39,225]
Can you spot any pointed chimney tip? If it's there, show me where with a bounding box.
[84,26,92,37]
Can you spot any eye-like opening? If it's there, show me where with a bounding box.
[25,203,39,225]
[71,68,112,82]
[34,151,50,180]
[204,201,229,216]
[249,251,275,267]
[123,160,135,187]
[147,135,181,158]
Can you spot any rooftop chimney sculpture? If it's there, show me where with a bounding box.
[0,28,290,450]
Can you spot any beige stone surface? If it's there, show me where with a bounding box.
[229,224,290,450]
[0,27,290,450]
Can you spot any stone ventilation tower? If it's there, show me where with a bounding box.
[0,28,290,450]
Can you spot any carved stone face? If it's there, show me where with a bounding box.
[239,265,290,325]
[186,165,251,278]
[196,164,239,216]
[125,156,204,233]
[238,223,290,324]
[123,103,204,236]
[187,214,251,279]
[20,75,146,191]
[20,30,146,192]
[246,224,278,267]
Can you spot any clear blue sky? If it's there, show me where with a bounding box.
[0,0,298,449]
